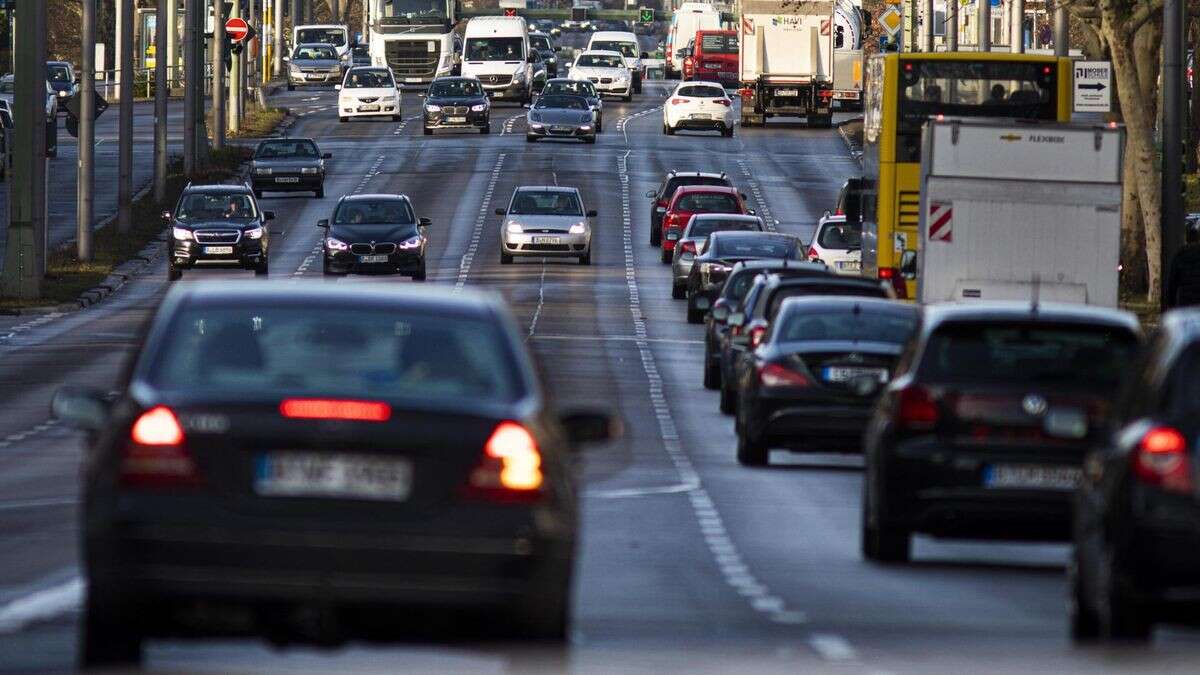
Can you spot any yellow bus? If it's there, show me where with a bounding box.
[860,52,1073,299]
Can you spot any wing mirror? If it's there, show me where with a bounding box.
[641,51,649,59]
[322,152,332,159]
[586,209,597,218]
[282,56,290,63]
[527,53,538,63]
[263,211,276,221]
[51,386,110,430]
[160,210,173,222]
[710,303,730,322]
[727,312,746,328]
[558,408,622,448]
[418,217,432,227]
[747,208,757,216]
[494,207,507,216]
[317,218,329,229]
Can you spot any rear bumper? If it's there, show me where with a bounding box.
[753,400,873,452]
[251,175,323,193]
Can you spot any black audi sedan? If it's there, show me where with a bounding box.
[423,76,491,135]
[52,281,618,667]
[321,194,431,280]
[250,137,331,199]
[684,231,804,324]
[166,183,274,281]
[1070,308,1200,643]
[733,297,918,466]
[861,302,1141,564]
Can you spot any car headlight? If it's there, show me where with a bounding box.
[471,103,487,112]
[172,227,192,241]
[244,226,264,240]
[506,222,523,234]
[58,90,68,97]
[569,223,587,234]
[398,235,422,250]
[530,122,544,129]
[514,70,526,81]
[288,62,300,71]
[325,237,349,251]
[300,167,320,175]
[580,114,592,124]
[549,58,557,65]
[425,104,441,112]
[254,167,272,175]
[329,66,342,73]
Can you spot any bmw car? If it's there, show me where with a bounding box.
[525,94,596,143]
[570,50,632,102]
[320,194,432,280]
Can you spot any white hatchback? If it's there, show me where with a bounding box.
[663,81,735,137]
[808,213,863,276]
[337,67,401,122]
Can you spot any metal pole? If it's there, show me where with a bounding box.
[273,0,283,79]
[118,0,134,233]
[1,0,47,300]
[78,0,96,262]
[1053,3,1068,56]
[212,0,226,151]
[978,0,991,51]
[1011,0,1025,53]
[115,0,125,101]
[230,0,242,133]
[155,0,169,204]
[331,0,340,23]
[948,0,958,50]
[923,0,934,51]
[1163,0,1185,309]
[167,0,179,86]
[184,0,197,172]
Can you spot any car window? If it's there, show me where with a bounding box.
[254,139,319,159]
[530,36,553,52]
[688,218,761,238]
[344,70,394,88]
[777,309,916,344]
[176,193,257,221]
[699,34,738,54]
[578,54,625,68]
[147,308,524,405]
[713,236,797,259]
[333,199,416,225]
[429,79,484,97]
[676,192,740,213]
[766,284,889,317]
[662,176,730,198]
[465,37,524,61]
[47,65,72,83]
[295,46,337,60]
[817,221,863,249]
[296,28,346,46]
[535,95,588,110]
[677,85,726,98]
[591,41,638,57]
[509,191,584,216]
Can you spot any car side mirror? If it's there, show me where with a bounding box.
[747,208,757,216]
[727,312,746,327]
[586,209,597,218]
[282,56,290,63]
[494,207,507,216]
[322,152,332,159]
[559,408,622,448]
[161,210,172,222]
[655,206,667,214]
[645,190,657,198]
[418,217,432,227]
[710,304,729,322]
[263,211,276,221]
[51,386,110,431]
[741,193,749,200]
[523,103,531,109]
[317,219,329,229]
[334,84,342,91]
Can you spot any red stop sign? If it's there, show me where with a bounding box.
[226,17,250,42]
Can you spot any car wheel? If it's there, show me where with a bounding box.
[736,425,768,467]
[650,222,661,247]
[579,250,592,265]
[671,281,685,299]
[254,259,269,277]
[412,260,427,281]
[423,126,432,135]
[287,83,295,91]
[584,135,596,144]
[79,585,144,669]
[339,116,348,123]
[660,247,672,264]
[1099,549,1153,641]
[719,379,737,415]
[501,251,513,265]
[723,126,734,138]
[1069,555,1102,642]
[703,352,721,390]
[480,122,490,134]
[860,478,911,563]
[686,299,704,324]
[597,119,603,133]
[515,570,570,641]
[392,114,402,122]
[623,93,632,103]
[665,123,675,136]
[315,186,325,199]
[167,262,182,282]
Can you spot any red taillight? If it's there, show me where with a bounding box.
[671,97,687,105]
[680,240,697,254]
[1133,426,1193,494]
[748,325,767,348]
[878,267,908,299]
[759,363,809,388]
[835,208,844,215]
[807,245,819,260]
[280,398,391,422]
[714,98,731,106]
[463,422,545,502]
[121,407,201,488]
[897,386,938,429]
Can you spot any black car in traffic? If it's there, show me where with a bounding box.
[53,281,617,667]
[861,302,1141,564]
[250,137,331,199]
[685,231,805,324]
[423,76,491,135]
[166,183,274,281]
[320,194,431,280]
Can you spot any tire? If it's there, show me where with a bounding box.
[339,116,348,123]
[480,122,490,134]
[515,574,569,641]
[287,83,295,91]
[578,250,591,265]
[255,259,269,277]
[736,425,768,467]
[723,126,734,138]
[650,221,661,247]
[686,300,704,324]
[623,93,632,103]
[634,77,643,95]
[671,281,686,299]
[1069,556,1102,642]
[392,114,402,122]
[703,353,720,390]
[78,586,143,669]
[168,264,182,282]
[596,119,603,133]
[861,479,911,563]
[315,186,325,199]
[423,126,432,135]
[501,251,513,265]
[412,259,427,281]
[584,135,596,144]
[719,380,736,415]
[1100,550,1153,641]
[660,247,672,264]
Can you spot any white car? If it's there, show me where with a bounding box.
[808,213,863,276]
[336,67,401,122]
[587,31,645,93]
[662,81,734,137]
[571,50,632,102]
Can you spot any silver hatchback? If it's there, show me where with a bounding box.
[671,213,765,298]
[498,186,597,265]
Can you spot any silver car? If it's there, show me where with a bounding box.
[286,43,344,91]
[497,186,596,265]
[671,213,765,299]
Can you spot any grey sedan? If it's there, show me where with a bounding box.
[250,137,331,199]
[498,186,596,265]
[540,78,603,132]
[286,44,344,91]
[526,94,596,143]
[671,214,766,299]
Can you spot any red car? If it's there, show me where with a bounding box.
[660,185,753,264]
[689,30,739,84]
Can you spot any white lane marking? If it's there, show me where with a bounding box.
[0,312,66,342]
[529,334,702,345]
[501,115,520,136]
[736,158,778,232]
[0,578,84,634]
[808,634,860,663]
[0,419,60,447]
[0,496,78,511]
[455,153,507,292]
[590,482,697,499]
[526,262,547,339]
[616,105,663,145]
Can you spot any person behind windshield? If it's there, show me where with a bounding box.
[223,198,245,219]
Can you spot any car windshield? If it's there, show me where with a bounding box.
[721,270,767,301]
[591,41,638,57]
[429,79,483,97]
[530,36,553,52]
[294,45,337,60]
[699,34,738,54]
[175,193,257,221]
[777,308,916,343]
[509,191,583,216]
[662,176,730,197]
[333,199,416,225]
[535,95,588,110]
[816,221,863,249]
[465,37,524,61]
[713,235,797,259]
[146,307,523,405]
[767,284,890,317]
[676,192,740,213]
[677,85,726,99]
[344,70,393,88]
[920,322,1139,386]
[687,218,761,239]
[544,81,594,97]
[296,28,346,46]
[254,139,319,159]
[577,54,624,68]
[47,65,71,83]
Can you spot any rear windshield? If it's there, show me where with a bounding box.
[677,85,726,98]
[920,322,1138,386]
[816,221,863,250]
[297,28,347,46]
[148,307,524,404]
[688,218,761,238]
[663,176,729,198]
[713,236,797,259]
[778,309,916,344]
[721,270,765,301]
[676,192,739,213]
[766,284,889,318]
[699,34,738,54]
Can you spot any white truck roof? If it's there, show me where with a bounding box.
[465,16,528,33]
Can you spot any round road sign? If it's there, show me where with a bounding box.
[226,17,250,43]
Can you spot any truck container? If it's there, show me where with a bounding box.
[737,0,835,127]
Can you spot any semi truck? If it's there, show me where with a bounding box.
[917,118,1125,308]
[737,0,835,127]
[364,0,459,88]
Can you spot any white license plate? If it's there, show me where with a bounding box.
[984,464,1082,491]
[533,236,561,244]
[823,366,887,383]
[255,452,413,502]
[704,63,722,69]
[447,116,467,123]
[836,260,861,272]
[358,104,380,112]
[405,77,422,83]
[204,246,234,255]
[776,88,799,97]
[359,254,390,263]
[690,113,711,120]
[275,176,300,183]
[307,74,326,80]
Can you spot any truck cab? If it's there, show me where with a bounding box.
[365,0,459,88]
[461,16,535,104]
[293,24,352,66]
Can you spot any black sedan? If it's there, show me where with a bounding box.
[734,297,918,466]
[52,281,618,667]
[166,184,274,281]
[684,231,804,323]
[250,137,331,199]
[423,76,491,135]
[526,94,596,143]
[861,302,1141,563]
[320,194,431,280]
[1071,308,1200,642]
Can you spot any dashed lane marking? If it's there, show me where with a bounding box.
[736,158,778,232]
[0,312,66,342]
[0,578,84,635]
[455,153,507,292]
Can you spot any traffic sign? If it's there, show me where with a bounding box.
[1073,60,1111,113]
[820,19,831,36]
[640,8,654,23]
[503,7,517,16]
[878,6,903,36]
[225,17,250,43]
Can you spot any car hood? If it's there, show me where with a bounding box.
[426,95,488,106]
[177,218,259,230]
[340,86,396,99]
[294,58,340,68]
[529,108,591,124]
[328,224,419,243]
[505,215,586,232]
[572,67,627,79]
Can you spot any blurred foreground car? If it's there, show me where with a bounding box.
[54,282,618,667]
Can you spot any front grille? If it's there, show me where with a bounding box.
[350,243,396,255]
[600,77,613,84]
[193,229,241,244]
[358,97,379,103]
[898,191,920,228]
[442,105,469,115]
[384,41,439,77]
[523,244,571,252]
[479,74,512,86]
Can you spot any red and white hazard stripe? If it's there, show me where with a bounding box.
[742,17,754,36]
[928,202,953,242]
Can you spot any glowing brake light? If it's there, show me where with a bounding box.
[714,98,731,106]
[680,240,698,254]
[463,422,545,501]
[748,324,768,348]
[280,398,391,422]
[671,97,688,105]
[122,407,201,488]
[131,406,185,445]
[759,363,809,388]
[1133,426,1193,494]
[896,385,938,429]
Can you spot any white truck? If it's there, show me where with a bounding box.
[738,0,835,127]
[667,3,722,79]
[917,119,1125,308]
[364,0,459,88]
[293,24,352,65]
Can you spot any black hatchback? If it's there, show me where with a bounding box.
[685,231,805,324]
[166,183,275,281]
[250,137,331,199]
[423,76,491,135]
[320,194,432,280]
[52,282,618,668]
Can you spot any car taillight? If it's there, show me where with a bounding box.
[121,406,202,488]
[807,246,819,260]
[1133,426,1193,494]
[878,267,908,299]
[759,363,809,388]
[896,385,938,430]
[671,97,687,105]
[748,325,767,348]
[680,240,697,254]
[665,212,682,228]
[714,99,731,106]
[462,422,545,502]
[835,208,844,215]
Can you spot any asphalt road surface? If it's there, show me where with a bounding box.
[0,81,1197,674]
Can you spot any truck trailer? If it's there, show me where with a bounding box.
[737,0,835,127]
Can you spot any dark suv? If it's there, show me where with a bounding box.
[165,184,274,281]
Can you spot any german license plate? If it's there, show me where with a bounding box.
[448,116,467,123]
[204,246,234,255]
[823,366,886,383]
[359,104,380,112]
[254,452,413,502]
[777,88,799,97]
[275,176,299,183]
[552,125,573,132]
[307,74,325,80]
[533,236,561,244]
[983,464,1082,491]
[405,77,422,83]
[691,113,711,119]
[837,260,861,272]
[705,63,722,69]
[359,254,389,263]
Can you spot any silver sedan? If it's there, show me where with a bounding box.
[671,213,766,299]
[498,186,596,265]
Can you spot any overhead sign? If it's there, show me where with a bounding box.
[640,8,654,23]
[225,17,250,43]
[1073,60,1111,113]
[878,6,903,36]
[503,7,517,16]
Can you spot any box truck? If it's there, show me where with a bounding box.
[737,0,835,127]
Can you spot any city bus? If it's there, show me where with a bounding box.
[860,52,1072,299]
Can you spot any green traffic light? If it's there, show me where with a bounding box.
[640,8,654,23]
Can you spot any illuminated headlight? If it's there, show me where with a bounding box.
[325,237,349,251]
[506,222,523,234]
[288,63,301,72]
[569,223,587,234]
[425,104,441,112]
[244,226,264,240]
[470,103,487,112]
[254,167,272,175]
[397,235,422,250]
[57,90,68,97]
[579,124,592,131]
[300,167,320,175]
[172,227,193,241]
[529,122,544,130]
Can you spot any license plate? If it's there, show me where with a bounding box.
[690,113,711,120]
[448,116,467,123]
[255,452,413,502]
[275,176,299,183]
[359,254,390,263]
[405,77,422,83]
[776,88,799,97]
[719,71,736,79]
[836,260,861,272]
[307,74,326,80]
[705,63,722,69]
[204,246,234,255]
[823,366,887,383]
[983,464,1082,491]
[359,104,380,112]
[533,236,561,244]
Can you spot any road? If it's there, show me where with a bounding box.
[0,82,1197,674]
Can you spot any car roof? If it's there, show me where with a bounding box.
[731,259,829,274]
[514,185,580,194]
[778,296,915,315]
[710,230,796,242]
[591,31,638,40]
[432,76,480,83]
[347,66,389,73]
[172,281,502,317]
[921,301,1140,333]
[183,183,252,194]
[338,193,412,202]
[295,43,338,50]
[674,185,739,196]
[692,213,760,221]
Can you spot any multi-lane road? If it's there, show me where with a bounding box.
[0,82,1197,673]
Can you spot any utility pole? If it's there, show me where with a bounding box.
[155,0,169,204]
[978,0,990,51]
[923,0,934,51]
[1162,0,1185,309]
[184,0,198,173]
[1011,0,1025,53]
[948,2,958,50]
[273,0,284,80]
[78,0,96,262]
[1,0,47,300]
[230,0,242,134]
[330,0,340,23]
[115,0,125,101]
[118,0,134,233]
[167,0,179,87]
[1053,2,1068,56]
[212,0,226,151]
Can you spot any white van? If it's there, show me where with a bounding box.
[586,31,646,94]
[461,16,537,104]
[293,24,352,64]
[667,3,722,79]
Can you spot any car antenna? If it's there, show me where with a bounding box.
[1030,273,1041,315]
